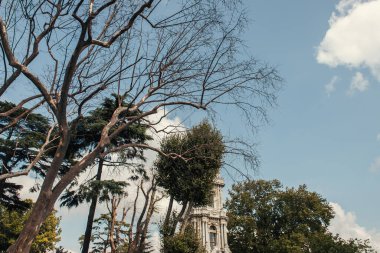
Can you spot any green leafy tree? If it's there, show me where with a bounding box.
[157,121,224,253]
[156,121,224,237]
[225,179,376,253]
[0,200,61,253]
[161,226,206,253]
[309,232,375,253]
[157,121,225,205]
[0,101,50,210]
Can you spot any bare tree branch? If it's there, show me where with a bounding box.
[0,1,281,252]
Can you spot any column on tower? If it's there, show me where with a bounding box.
[205,219,210,251]
[202,218,207,246]
[200,219,203,243]
[219,221,223,249]
[189,174,231,252]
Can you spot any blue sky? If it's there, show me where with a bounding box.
[56,0,380,250]
[10,0,380,251]
[232,0,380,246]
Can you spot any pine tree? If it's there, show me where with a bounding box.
[0,101,50,211]
[60,95,151,253]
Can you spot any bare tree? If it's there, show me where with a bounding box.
[0,0,280,252]
[87,199,129,253]
[127,176,163,253]
[88,175,163,253]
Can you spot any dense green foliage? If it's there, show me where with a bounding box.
[156,121,224,207]
[0,101,50,210]
[225,179,376,253]
[60,179,129,208]
[0,201,61,253]
[162,227,206,253]
[68,95,151,159]
[308,232,375,253]
[157,121,225,252]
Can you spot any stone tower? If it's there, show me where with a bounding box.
[190,175,231,253]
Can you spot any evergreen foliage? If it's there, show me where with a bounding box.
[60,95,151,207]
[156,121,224,207]
[60,179,129,208]
[161,227,206,253]
[0,101,50,210]
[225,179,376,253]
[59,95,151,253]
[157,121,225,252]
[68,95,151,159]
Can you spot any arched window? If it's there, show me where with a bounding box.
[209,225,217,249]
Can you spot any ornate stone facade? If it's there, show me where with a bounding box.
[190,176,231,253]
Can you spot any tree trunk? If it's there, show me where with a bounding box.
[82,158,104,253]
[7,146,101,252]
[133,183,151,252]
[127,183,141,253]
[168,200,187,236]
[6,135,71,253]
[138,186,157,253]
[179,201,194,235]
[163,196,174,235]
[109,197,118,253]
[6,193,54,253]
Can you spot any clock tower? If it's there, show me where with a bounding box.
[190,175,231,253]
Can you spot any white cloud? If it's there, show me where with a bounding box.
[329,202,380,251]
[150,231,162,253]
[325,76,339,96]
[8,173,40,201]
[369,156,380,173]
[347,72,369,95]
[335,0,368,17]
[376,133,380,141]
[317,0,380,80]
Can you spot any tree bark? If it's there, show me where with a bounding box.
[170,200,188,236]
[133,183,151,251]
[109,197,118,253]
[6,130,71,253]
[163,195,174,235]
[179,201,194,235]
[127,184,141,253]
[6,193,54,252]
[138,186,157,253]
[82,158,104,253]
